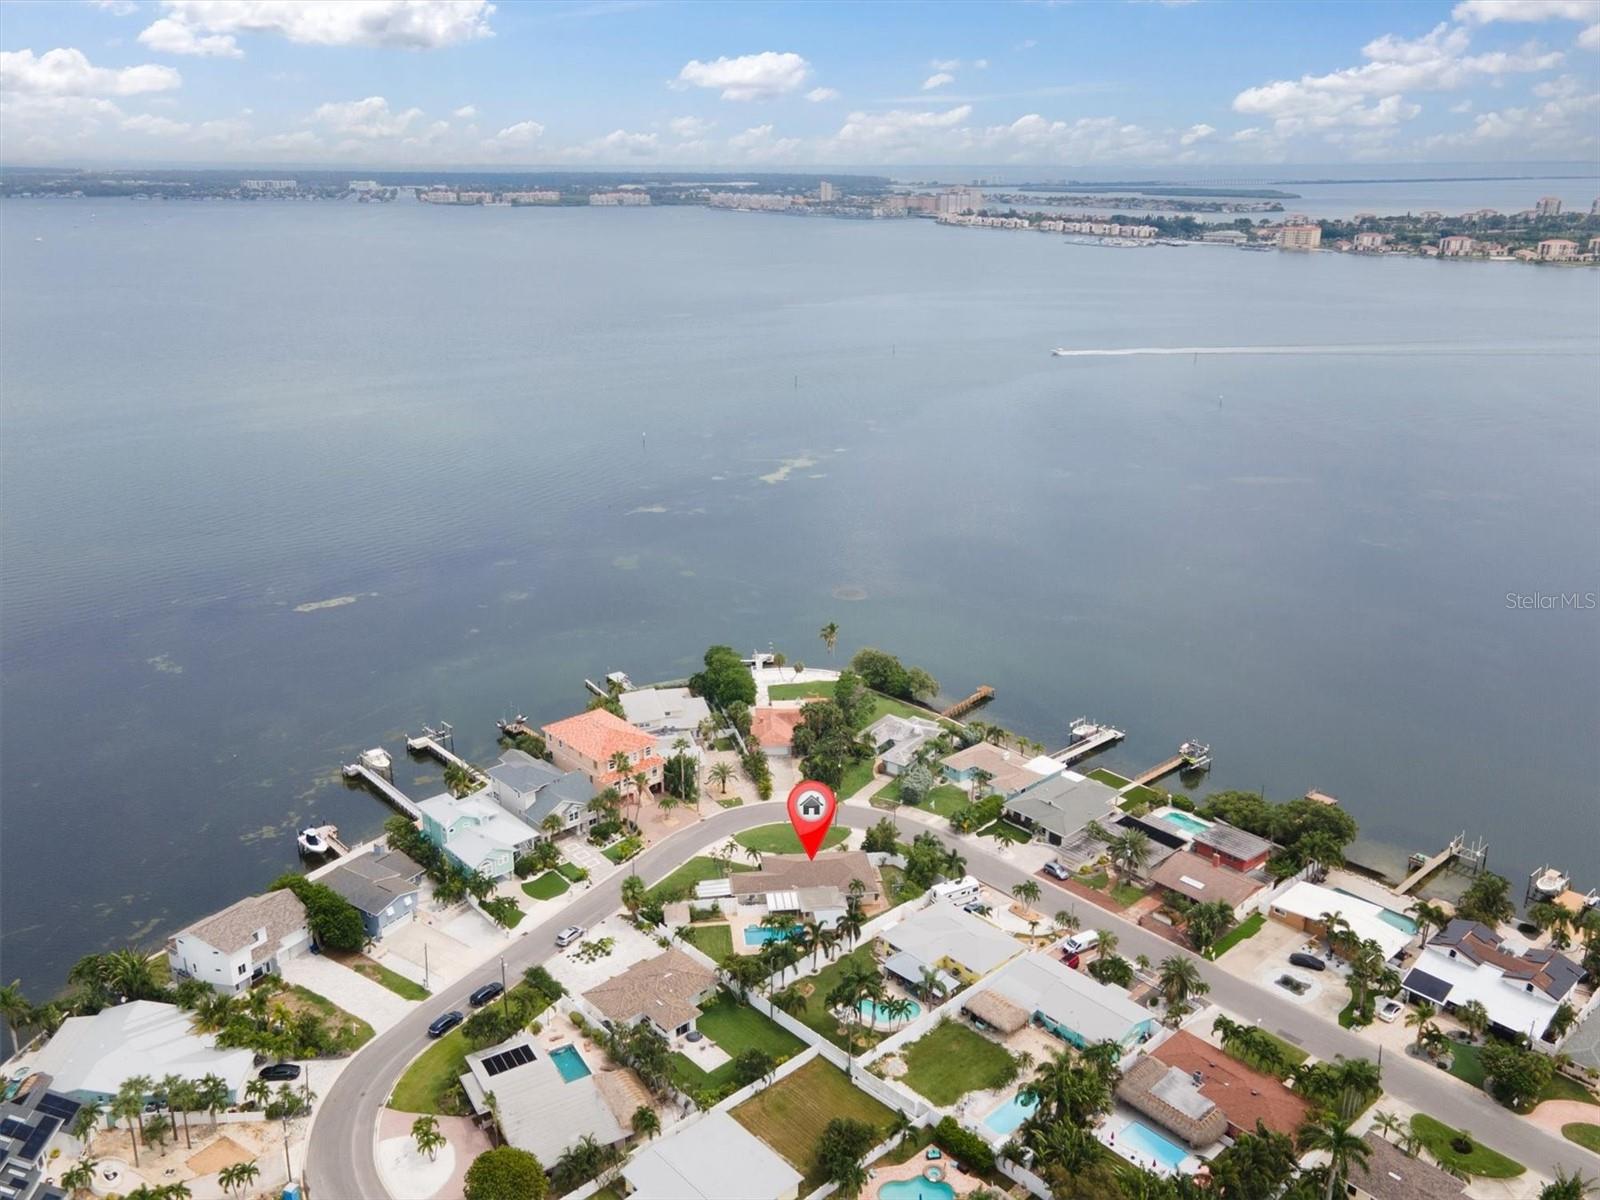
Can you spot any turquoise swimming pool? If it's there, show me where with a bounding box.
[1332,887,1419,934]
[744,926,797,945]
[858,997,922,1024]
[1118,1121,1188,1172]
[982,1090,1038,1135]
[550,1044,591,1082]
[877,1178,955,1200]
[1158,810,1211,836]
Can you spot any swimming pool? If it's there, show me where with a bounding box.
[1331,888,1418,934]
[1157,810,1211,836]
[550,1044,591,1082]
[1117,1121,1189,1172]
[857,997,922,1024]
[982,1090,1038,1135]
[877,1178,955,1200]
[743,926,797,945]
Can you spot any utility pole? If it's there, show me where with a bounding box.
[499,956,509,1020]
[423,943,430,993]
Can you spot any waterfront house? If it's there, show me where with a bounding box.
[581,948,717,1039]
[1267,880,1412,961]
[881,904,1021,996]
[484,748,598,838]
[28,1001,252,1105]
[542,708,663,792]
[1002,772,1120,846]
[965,953,1155,1051]
[728,851,883,917]
[1114,1055,1228,1149]
[320,844,426,940]
[1401,918,1585,1044]
[863,713,944,775]
[1147,1029,1309,1138]
[939,741,1055,797]
[458,1033,631,1168]
[623,1109,802,1200]
[619,687,711,739]
[1148,851,1268,920]
[1346,1132,1464,1200]
[418,791,539,880]
[0,1073,82,1200]
[1186,821,1274,873]
[1538,238,1579,262]
[750,706,804,758]
[166,890,310,995]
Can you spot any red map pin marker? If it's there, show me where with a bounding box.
[786,780,838,860]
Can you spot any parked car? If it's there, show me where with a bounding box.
[1063,930,1101,956]
[1043,860,1072,880]
[258,1063,301,1081]
[427,1011,464,1038]
[1289,951,1327,971]
[469,982,504,1007]
[963,901,993,916]
[556,925,585,948]
[1376,998,1404,1023]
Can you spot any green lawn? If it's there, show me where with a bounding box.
[736,824,850,856]
[1447,1040,1596,1104]
[879,865,920,910]
[978,819,1032,844]
[556,861,588,883]
[1109,882,1148,908]
[900,1019,1017,1105]
[1208,912,1265,960]
[838,757,879,800]
[604,838,642,864]
[789,943,887,1052]
[1087,768,1131,788]
[670,991,807,1102]
[1543,1072,1600,1105]
[716,795,744,808]
[875,779,973,821]
[339,955,429,1002]
[522,870,570,900]
[280,983,374,1052]
[1119,785,1163,810]
[1079,870,1110,890]
[1409,1115,1525,1178]
[645,856,752,904]
[679,923,733,960]
[732,1057,896,1187]
[390,1025,471,1114]
[766,682,945,731]
[1563,1123,1600,1152]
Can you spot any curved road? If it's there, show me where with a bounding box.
[307,805,1596,1197]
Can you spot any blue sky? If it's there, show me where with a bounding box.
[2,0,1597,167]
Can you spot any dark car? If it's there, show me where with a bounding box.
[469,982,504,1007]
[258,1062,302,1082]
[428,1010,465,1038]
[1289,951,1327,971]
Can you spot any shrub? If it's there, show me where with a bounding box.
[741,746,773,800]
[269,874,366,953]
[464,1146,548,1200]
[934,1116,995,1173]
[1169,793,1195,812]
[1450,1135,1473,1155]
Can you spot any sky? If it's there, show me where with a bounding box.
[2,0,1598,169]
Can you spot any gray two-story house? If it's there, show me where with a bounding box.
[321,844,427,940]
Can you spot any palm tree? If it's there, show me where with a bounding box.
[1406,1000,1437,1050]
[0,981,32,1057]
[632,1104,660,1140]
[835,905,864,951]
[1298,1115,1371,1200]
[1157,955,1208,1015]
[709,762,734,795]
[942,847,967,880]
[443,762,476,797]
[1108,830,1153,883]
[219,1160,260,1196]
[1540,1168,1596,1200]
[1318,912,1355,959]
[918,965,949,1005]
[162,1075,200,1149]
[770,985,808,1016]
[820,622,839,657]
[1012,879,1042,914]
[1456,999,1490,1042]
[111,1079,149,1167]
[1407,900,1449,944]
[61,1157,98,1199]
[1052,909,1080,937]
[412,1114,446,1161]
[825,961,884,1074]
[969,767,995,802]
[883,997,916,1026]
[243,1077,271,1110]
[195,1073,230,1135]
[620,873,646,916]
[1372,1111,1403,1142]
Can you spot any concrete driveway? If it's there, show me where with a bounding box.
[282,952,415,1033]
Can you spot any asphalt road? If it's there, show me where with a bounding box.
[305,805,1595,1198]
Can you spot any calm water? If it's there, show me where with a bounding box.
[2,199,1596,997]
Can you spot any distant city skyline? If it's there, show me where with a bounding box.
[1,0,1598,167]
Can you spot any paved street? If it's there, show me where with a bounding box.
[306,803,1595,1199]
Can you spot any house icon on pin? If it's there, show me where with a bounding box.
[797,792,826,819]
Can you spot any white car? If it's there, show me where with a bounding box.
[555,925,585,948]
[1376,998,1404,1023]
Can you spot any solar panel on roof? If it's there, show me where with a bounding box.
[0,1118,29,1140]
[19,1115,57,1160]
[35,1094,80,1123]
[482,1043,536,1077]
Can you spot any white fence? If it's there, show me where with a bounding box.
[998,1156,1053,1199]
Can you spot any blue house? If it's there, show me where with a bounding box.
[322,844,427,940]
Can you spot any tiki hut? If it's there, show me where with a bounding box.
[1114,1055,1228,1149]
[961,988,1029,1035]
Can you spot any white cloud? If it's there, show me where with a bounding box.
[1453,1,1599,23]
[1580,21,1600,47]
[453,104,477,119]
[805,86,839,102]
[310,95,422,138]
[1429,75,1600,152]
[0,47,181,96]
[922,72,955,90]
[1016,39,1038,50]
[930,58,962,72]
[138,17,243,57]
[142,1,495,55]
[491,118,545,145]
[1179,122,1216,145]
[829,105,974,158]
[91,0,141,15]
[668,115,713,137]
[121,112,191,136]
[722,123,802,162]
[674,51,811,100]
[258,129,322,153]
[1450,98,1474,112]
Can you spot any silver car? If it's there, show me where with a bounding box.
[555,925,585,947]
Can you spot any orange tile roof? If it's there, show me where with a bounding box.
[750,707,804,749]
[542,708,657,769]
[1148,1029,1309,1138]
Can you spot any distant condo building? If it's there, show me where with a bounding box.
[1278,224,1322,251]
[241,179,296,192]
[1537,238,1578,262]
[1353,231,1388,251]
[589,191,651,206]
[348,180,380,193]
[1535,196,1562,217]
[906,194,938,213]
[503,190,561,204]
[708,192,792,211]
[936,186,985,215]
[939,213,1157,239]
[818,180,836,202]
[1439,235,1474,257]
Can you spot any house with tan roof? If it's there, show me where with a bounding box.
[582,948,717,1038]
[543,708,663,791]
[1114,1055,1227,1149]
[1147,1029,1309,1138]
[1148,850,1268,919]
[729,851,883,912]
[166,890,309,996]
[1346,1132,1465,1200]
[939,742,1054,797]
[750,707,804,757]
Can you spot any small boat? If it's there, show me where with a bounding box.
[297,827,330,856]
[1532,866,1570,898]
[1179,740,1212,770]
[1051,348,1073,357]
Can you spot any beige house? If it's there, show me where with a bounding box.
[582,948,717,1038]
[1346,1133,1464,1200]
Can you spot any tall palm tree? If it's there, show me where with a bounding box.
[0,981,32,1057]
[1052,909,1081,936]
[195,1074,230,1134]
[835,905,863,951]
[942,847,967,880]
[1405,1001,1437,1050]
[70,1099,106,1146]
[1297,1115,1371,1200]
[1371,1111,1404,1142]
[162,1075,200,1150]
[243,1078,271,1110]
[103,950,160,1003]
[219,1160,260,1196]
[1456,999,1490,1042]
[918,965,949,1005]
[1157,955,1208,1014]
[60,1157,97,1200]
[111,1080,148,1167]
[1108,830,1153,883]
[412,1114,446,1160]
[709,762,734,795]
[1407,900,1450,944]
[820,622,839,657]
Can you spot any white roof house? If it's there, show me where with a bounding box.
[623,1110,802,1200]
[1402,919,1584,1042]
[418,791,540,879]
[28,1001,254,1104]
[975,953,1156,1050]
[863,714,943,775]
[458,1035,628,1165]
[1268,880,1412,961]
[619,687,711,737]
[882,904,1021,981]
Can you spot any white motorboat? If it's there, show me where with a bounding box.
[1051,347,1072,356]
[1532,866,1570,898]
[297,827,330,856]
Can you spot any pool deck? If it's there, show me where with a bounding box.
[1101,1113,1208,1177]
[870,1155,985,1198]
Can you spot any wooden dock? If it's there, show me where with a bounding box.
[940,686,994,720]
[1049,722,1126,765]
[497,715,540,740]
[1129,755,1185,788]
[406,732,485,782]
[1396,832,1488,895]
[342,762,420,820]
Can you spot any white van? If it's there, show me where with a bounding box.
[931,875,982,906]
[1062,929,1101,956]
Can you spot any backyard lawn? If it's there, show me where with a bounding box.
[1087,768,1131,788]
[670,992,807,1102]
[737,823,850,856]
[732,1057,896,1186]
[335,953,429,1002]
[767,682,946,731]
[790,943,887,1051]
[679,923,733,961]
[1409,1115,1525,1178]
[390,1026,470,1114]
[1209,912,1266,960]
[522,870,570,900]
[879,866,920,910]
[838,757,879,800]
[900,1019,1018,1105]
[645,856,751,905]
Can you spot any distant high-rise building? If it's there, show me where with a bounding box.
[1278,224,1322,251]
[818,181,836,203]
[1590,197,1599,216]
[1535,196,1562,216]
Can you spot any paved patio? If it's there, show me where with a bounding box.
[376,1108,490,1200]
